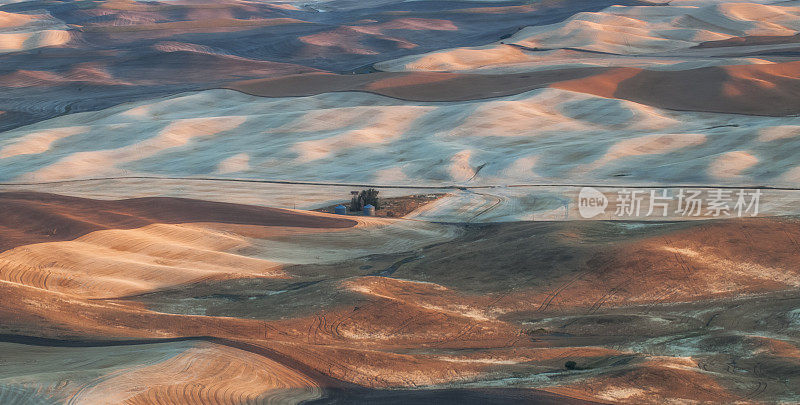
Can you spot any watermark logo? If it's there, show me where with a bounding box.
[578,187,608,218]
[577,187,763,219]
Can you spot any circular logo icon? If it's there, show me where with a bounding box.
[578,187,608,219]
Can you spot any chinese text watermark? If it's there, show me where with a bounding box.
[578,187,762,219]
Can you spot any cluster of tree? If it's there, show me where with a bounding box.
[350,188,380,211]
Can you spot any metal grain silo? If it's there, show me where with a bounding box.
[334,205,347,215]
[363,204,375,216]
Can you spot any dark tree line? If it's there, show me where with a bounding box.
[350,188,380,211]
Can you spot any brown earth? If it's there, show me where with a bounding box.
[3,193,800,403]
[0,191,355,252]
[554,61,800,116]
[225,69,605,101]
[694,34,800,48]
[229,61,800,116]
[77,17,307,33]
